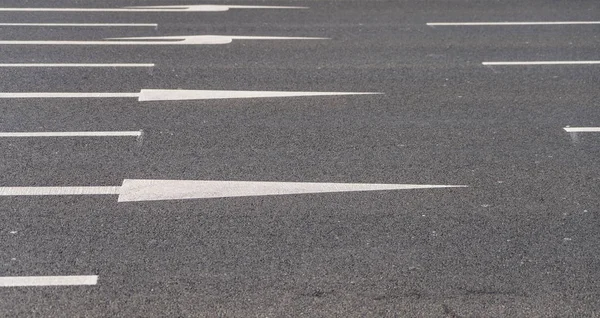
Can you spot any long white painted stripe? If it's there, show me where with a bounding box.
[0,35,328,46]
[137,89,380,101]
[0,23,157,27]
[0,186,120,196]
[0,63,154,68]
[0,92,139,98]
[427,21,600,26]
[0,276,97,287]
[483,61,600,66]
[0,131,142,137]
[0,5,307,12]
[117,179,467,202]
[564,127,600,132]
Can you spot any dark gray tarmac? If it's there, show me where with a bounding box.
[0,0,599,316]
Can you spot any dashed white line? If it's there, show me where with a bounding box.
[0,131,142,137]
[0,276,98,287]
[0,5,307,12]
[564,127,600,132]
[0,92,140,98]
[0,23,157,27]
[427,21,600,26]
[0,63,154,68]
[483,61,600,66]
[0,186,121,196]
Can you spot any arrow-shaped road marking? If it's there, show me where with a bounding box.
[0,89,380,101]
[0,35,327,46]
[0,179,467,202]
[0,5,308,12]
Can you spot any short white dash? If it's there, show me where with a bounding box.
[0,131,142,137]
[564,127,600,132]
[483,61,600,66]
[0,186,121,196]
[427,21,600,26]
[0,63,154,68]
[0,276,97,287]
[0,23,157,27]
[0,92,139,98]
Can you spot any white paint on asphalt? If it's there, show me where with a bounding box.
[0,63,154,68]
[117,179,467,202]
[0,35,327,46]
[564,127,600,132]
[483,61,600,66]
[0,186,121,196]
[0,131,142,137]
[0,5,307,12]
[0,23,157,27]
[0,276,97,287]
[427,21,600,26]
[137,89,381,101]
[0,180,467,202]
[0,89,379,101]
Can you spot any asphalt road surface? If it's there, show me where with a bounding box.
[0,0,599,316]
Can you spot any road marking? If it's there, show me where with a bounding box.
[0,35,327,46]
[427,21,600,26]
[0,89,379,101]
[0,276,97,287]
[0,179,467,202]
[0,131,142,137]
[564,127,600,132]
[0,63,154,68]
[0,23,157,27]
[0,5,307,12]
[483,61,600,66]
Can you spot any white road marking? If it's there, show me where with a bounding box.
[0,63,154,68]
[0,276,97,287]
[0,179,467,202]
[0,131,142,137]
[0,186,121,196]
[0,5,307,12]
[483,61,600,66]
[564,127,600,132]
[0,89,379,101]
[0,35,327,46]
[0,23,157,27]
[427,21,600,26]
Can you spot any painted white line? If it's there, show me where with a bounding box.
[0,35,328,46]
[0,186,120,196]
[0,23,157,27]
[0,131,142,137]
[0,179,467,202]
[0,5,307,12]
[0,276,97,287]
[483,61,600,66]
[0,89,379,101]
[564,127,600,132]
[427,21,600,26]
[0,63,154,68]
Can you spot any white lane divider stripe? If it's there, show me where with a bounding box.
[483,61,600,66]
[0,131,142,137]
[0,63,154,68]
[427,21,600,26]
[0,23,157,27]
[0,89,380,101]
[0,276,98,287]
[0,180,467,202]
[564,127,600,132]
[0,5,307,12]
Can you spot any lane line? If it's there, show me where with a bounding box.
[0,186,121,196]
[0,35,328,46]
[0,63,154,68]
[0,131,142,137]
[427,21,600,26]
[0,93,140,98]
[483,61,600,66]
[564,127,600,132]
[0,23,157,27]
[0,276,97,287]
[0,5,307,12]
